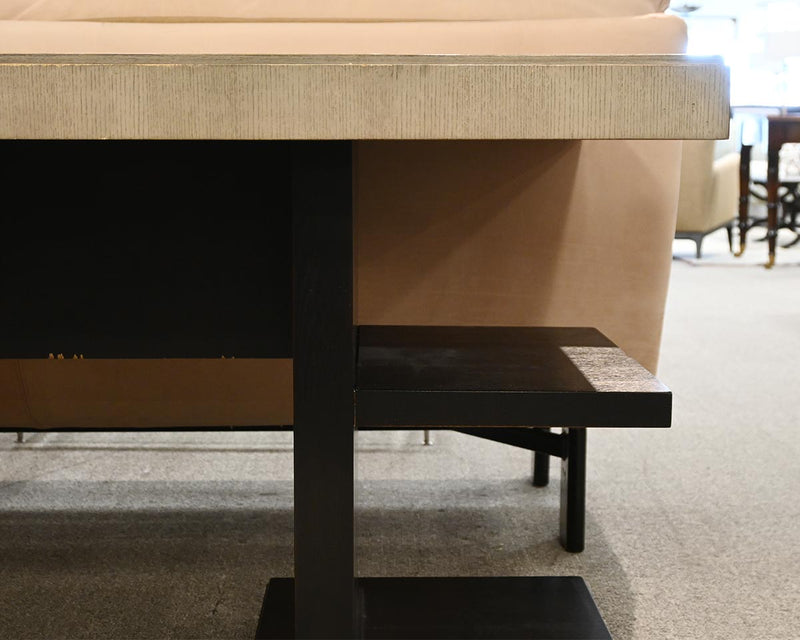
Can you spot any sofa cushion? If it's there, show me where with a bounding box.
[0,15,686,55]
[2,0,669,22]
[355,138,684,376]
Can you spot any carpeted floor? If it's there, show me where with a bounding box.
[1,227,798,639]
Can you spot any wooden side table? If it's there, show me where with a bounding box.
[765,117,800,267]
[739,116,800,267]
[737,150,800,254]
[0,54,729,638]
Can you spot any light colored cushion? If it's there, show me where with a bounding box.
[1,0,669,22]
[0,14,685,54]
[677,140,739,233]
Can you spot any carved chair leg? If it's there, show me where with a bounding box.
[560,428,586,553]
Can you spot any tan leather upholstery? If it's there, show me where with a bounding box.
[0,7,686,428]
[0,15,683,54]
[1,359,292,429]
[356,138,683,376]
[2,0,669,22]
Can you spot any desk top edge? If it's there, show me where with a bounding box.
[0,53,729,140]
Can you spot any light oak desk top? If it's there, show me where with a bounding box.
[0,54,729,140]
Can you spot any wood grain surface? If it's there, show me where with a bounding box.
[355,326,671,428]
[0,54,729,140]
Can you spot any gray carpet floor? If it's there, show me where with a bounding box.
[1,228,799,639]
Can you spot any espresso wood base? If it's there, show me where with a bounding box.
[255,577,611,640]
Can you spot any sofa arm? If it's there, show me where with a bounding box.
[708,152,740,229]
[676,141,738,233]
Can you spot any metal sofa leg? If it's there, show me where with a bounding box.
[423,429,432,446]
[560,428,586,553]
[16,431,24,444]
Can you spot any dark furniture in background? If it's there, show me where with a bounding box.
[738,116,800,266]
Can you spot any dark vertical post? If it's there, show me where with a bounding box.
[532,428,551,487]
[291,141,356,638]
[766,133,781,268]
[559,428,586,553]
[736,143,751,257]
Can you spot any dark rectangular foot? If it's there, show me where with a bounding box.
[256,576,611,639]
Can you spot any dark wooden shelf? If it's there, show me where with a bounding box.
[256,576,611,639]
[356,326,671,428]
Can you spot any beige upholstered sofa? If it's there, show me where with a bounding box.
[0,0,685,430]
[675,139,740,258]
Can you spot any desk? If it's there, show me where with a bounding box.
[0,54,729,638]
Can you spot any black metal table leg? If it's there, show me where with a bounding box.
[560,428,587,553]
[290,141,356,638]
[532,428,551,487]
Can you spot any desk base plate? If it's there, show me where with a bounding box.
[255,576,611,639]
